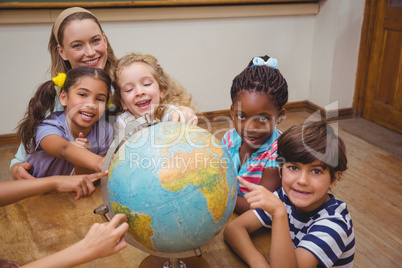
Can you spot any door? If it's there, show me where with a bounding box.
[355,0,402,133]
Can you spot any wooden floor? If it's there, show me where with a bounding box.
[0,111,401,267]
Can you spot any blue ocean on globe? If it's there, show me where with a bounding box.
[107,122,237,254]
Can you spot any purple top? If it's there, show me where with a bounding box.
[26,111,113,178]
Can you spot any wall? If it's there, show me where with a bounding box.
[310,0,365,111]
[0,1,364,135]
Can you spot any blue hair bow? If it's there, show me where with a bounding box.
[251,57,278,69]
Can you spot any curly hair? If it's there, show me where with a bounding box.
[48,11,117,79]
[17,66,112,154]
[230,55,288,111]
[112,52,196,119]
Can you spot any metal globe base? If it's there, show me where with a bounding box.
[139,255,209,268]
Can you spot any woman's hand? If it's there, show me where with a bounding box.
[11,162,35,180]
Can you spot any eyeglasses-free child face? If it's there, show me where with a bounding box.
[59,76,108,138]
[281,159,341,213]
[118,62,161,119]
[231,90,283,150]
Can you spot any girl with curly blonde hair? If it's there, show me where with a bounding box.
[112,52,198,135]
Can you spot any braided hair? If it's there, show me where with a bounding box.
[230,55,288,110]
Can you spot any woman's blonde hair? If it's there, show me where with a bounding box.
[112,52,196,119]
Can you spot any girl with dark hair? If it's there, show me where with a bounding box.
[11,7,196,180]
[17,66,113,178]
[221,55,288,214]
[10,7,116,180]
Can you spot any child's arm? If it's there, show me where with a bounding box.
[40,134,104,173]
[71,132,101,175]
[22,213,128,268]
[234,193,251,214]
[0,171,107,206]
[74,153,107,175]
[259,167,282,194]
[223,210,269,268]
[239,177,319,268]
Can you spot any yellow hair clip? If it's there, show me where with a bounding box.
[52,73,67,88]
[107,98,114,109]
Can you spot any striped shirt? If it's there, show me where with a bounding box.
[221,128,280,196]
[254,188,355,268]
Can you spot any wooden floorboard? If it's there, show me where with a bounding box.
[1,111,401,267]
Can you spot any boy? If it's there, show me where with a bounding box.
[223,120,355,267]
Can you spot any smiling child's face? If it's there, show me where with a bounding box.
[231,90,283,149]
[281,159,340,213]
[60,76,108,138]
[118,62,161,119]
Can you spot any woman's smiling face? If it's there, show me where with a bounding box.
[57,19,108,70]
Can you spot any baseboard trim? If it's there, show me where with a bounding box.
[0,101,354,145]
[299,100,354,121]
[0,133,19,145]
[197,100,354,122]
[198,110,231,122]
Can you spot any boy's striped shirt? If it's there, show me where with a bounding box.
[254,188,355,267]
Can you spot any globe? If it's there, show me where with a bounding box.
[105,121,237,256]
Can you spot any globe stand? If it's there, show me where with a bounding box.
[139,255,209,268]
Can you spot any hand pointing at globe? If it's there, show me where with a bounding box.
[22,213,129,268]
[77,213,129,260]
[238,176,283,215]
[54,170,108,200]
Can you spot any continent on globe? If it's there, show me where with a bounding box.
[112,202,155,251]
[158,149,230,222]
[106,122,237,254]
